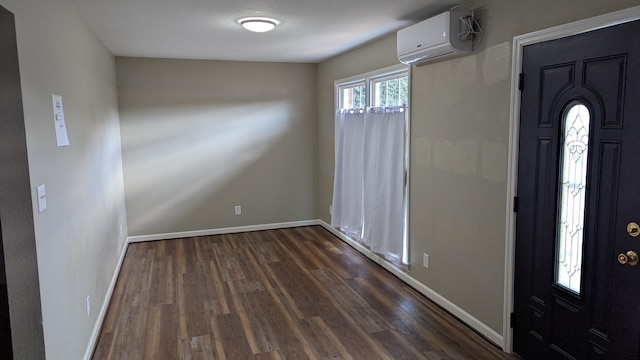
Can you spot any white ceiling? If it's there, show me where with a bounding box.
[69,0,457,63]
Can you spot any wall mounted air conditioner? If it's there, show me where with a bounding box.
[397,10,473,65]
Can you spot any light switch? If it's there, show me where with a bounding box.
[37,184,47,213]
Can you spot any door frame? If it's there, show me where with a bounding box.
[503,5,640,354]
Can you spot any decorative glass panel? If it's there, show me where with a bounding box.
[556,103,590,293]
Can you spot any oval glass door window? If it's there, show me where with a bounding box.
[555,102,590,293]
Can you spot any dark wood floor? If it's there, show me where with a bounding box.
[93,226,515,359]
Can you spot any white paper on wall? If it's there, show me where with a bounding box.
[52,94,70,146]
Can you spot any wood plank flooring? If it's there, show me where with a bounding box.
[93,226,515,359]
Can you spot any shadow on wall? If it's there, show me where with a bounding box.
[122,100,293,232]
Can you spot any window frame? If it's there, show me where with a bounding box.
[334,64,411,264]
[370,72,409,108]
[335,64,410,110]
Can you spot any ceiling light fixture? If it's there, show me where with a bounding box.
[239,17,279,33]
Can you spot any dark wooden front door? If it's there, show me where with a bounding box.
[514,19,640,359]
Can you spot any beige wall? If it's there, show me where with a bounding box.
[117,58,318,236]
[0,0,128,358]
[318,0,638,337]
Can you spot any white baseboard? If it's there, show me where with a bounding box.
[317,220,504,348]
[127,220,319,243]
[83,237,129,360]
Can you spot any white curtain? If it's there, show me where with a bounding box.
[362,106,405,261]
[331,106,406,262]
[331,109,365,237]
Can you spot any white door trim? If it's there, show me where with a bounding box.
[503,5,640,353]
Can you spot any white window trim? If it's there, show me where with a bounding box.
[333,63,412,264]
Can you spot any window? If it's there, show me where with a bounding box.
[337,69,409,109]
[340,83,366,109]
[332,65,410,264]
[555,102,590,294]
[372,75,409,107]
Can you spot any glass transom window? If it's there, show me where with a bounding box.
[372,76,408,107]
[339,83,365,110]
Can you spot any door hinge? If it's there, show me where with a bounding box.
[513,196,519,212]
[510,312,516,328]
[518,73,524,90]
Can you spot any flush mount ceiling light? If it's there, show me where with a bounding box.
[238,17,279,33]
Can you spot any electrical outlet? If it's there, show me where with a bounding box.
[234,205,242,215]
[86,295,91,317]
[118,224,124,237]
[423,253,429,268]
